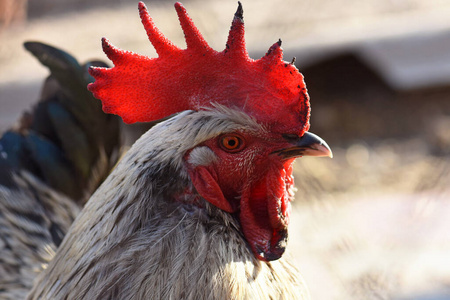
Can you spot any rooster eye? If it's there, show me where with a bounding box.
[219,134,244,152]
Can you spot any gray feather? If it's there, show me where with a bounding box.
[28,107,310,299]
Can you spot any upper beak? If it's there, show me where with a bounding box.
[274,132,333,159]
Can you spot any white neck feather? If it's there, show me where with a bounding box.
[28,107,309,299]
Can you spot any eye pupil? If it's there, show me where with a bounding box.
[228,139,236,147]
[220,135,244,152]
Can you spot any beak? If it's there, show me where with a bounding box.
[274,132,333,159]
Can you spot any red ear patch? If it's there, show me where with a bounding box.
[88,2,310,135]
[187,166,236,213]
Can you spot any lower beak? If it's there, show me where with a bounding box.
[274,132,333,159]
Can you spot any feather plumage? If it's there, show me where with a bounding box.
[0,42,121,299]
[28,107,310,299]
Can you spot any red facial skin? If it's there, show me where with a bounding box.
[186,131,296,261]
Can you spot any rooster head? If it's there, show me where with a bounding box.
[88,2,332,261]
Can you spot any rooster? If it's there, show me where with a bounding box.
[28,2,331,299]
[0,42,121,299]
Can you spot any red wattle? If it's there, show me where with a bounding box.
[239,161,294,261]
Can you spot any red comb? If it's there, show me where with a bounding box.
[88,2,310,135]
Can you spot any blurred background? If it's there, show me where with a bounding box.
[1,0,450,299]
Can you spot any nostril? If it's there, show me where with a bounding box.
[282,134,299,142]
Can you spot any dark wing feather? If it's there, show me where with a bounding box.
[0,42,122,299]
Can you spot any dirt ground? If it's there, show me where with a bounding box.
[1,1,450,299]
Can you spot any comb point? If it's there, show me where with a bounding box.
[261,40,283,61]
[139,1,179,56]
[175,2,212,52]
[235,2,243,20]
[224,1,247,58]
[101,37,125,63]
[88,66,103,78]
